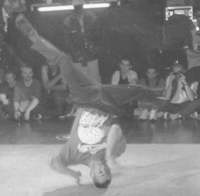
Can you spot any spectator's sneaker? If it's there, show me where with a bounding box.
[139,109,149,120]
[190,112,198,119]
[56,134,70,140]
[164,112,170,120]
[66,108,76,117]
[58,107,76,119]
[32,114,42,120]
[170,113,181,120]
[149,110,157,121]
[58,114,67,119]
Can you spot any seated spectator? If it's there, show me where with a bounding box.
[111,57,138,119]
[13,65,42,120]
[162,61,198,120]
[139,66,166,121]
[175,66,200,119]
[111,57,138,85]
[41,59,72,118]
[0,69,17,119]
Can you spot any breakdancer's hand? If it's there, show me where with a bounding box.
[106,156,121,172]
[73,171,82,185]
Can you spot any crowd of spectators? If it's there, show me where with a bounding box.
[41,59,73,118]
[110,57,200,121]
[0,56,200,122]
[138,66,165,121]
[1,0,200,123]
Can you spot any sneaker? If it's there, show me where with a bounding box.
[190,111,198,119]
[149,110,157,121]
[170,113,181,120]
[56,134,70,140]
[139,109,149,120]
[67,107,76,117]
[66,112,76,117]
[32,114,42,120]
[58,114,67,119]
[164,112,170,120]
[37,114,42,120]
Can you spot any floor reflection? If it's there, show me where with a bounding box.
[0,118,73,145]
[0,118,200,144]
[125,119,200,144]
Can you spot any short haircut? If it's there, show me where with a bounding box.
[173,62,183,67]
[146,66,157,71]
[4,69,16,76]
[120,57,131,64]
[21,65,33,72]
[172,62,185,71]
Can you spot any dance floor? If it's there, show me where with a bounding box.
[1,117,200,196]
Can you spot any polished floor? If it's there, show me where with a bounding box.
[0,116,200,145]
[1,117,200,196]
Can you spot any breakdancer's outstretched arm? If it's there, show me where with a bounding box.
[50,156,82,184]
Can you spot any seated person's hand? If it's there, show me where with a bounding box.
[169,73,176,82]
[0,94,9,105]
[14,110,21,119]
[178,74,187,84]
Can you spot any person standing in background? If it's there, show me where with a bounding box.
[63,0,101,83]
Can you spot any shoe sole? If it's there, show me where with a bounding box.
[56,134,70,140]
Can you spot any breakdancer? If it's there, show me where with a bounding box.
[50,108,126,188]
[15,14,156,188]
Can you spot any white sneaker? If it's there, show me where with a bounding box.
[149,110,157,121]
[56,134,70,140]
[164,112,170,120]
[170,113,181,120]
[190,112,198,119]
[139,109,149,120]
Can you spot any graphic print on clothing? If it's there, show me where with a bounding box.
[77,111,109,154]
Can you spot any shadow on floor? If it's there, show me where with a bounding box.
[43,184,107,196]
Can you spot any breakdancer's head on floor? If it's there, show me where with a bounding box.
[89,156,111,188]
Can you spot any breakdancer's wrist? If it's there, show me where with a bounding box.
[106,155,115,163]
[72,171,81,184]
